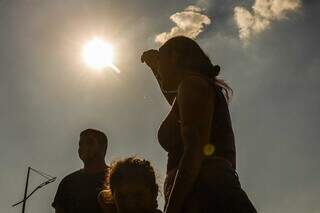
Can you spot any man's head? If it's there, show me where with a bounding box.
[78,129,108,163]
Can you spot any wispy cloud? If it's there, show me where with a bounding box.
[155,5,211,44]
[234,0,301,43]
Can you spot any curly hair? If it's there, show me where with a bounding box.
[99,157,159,209]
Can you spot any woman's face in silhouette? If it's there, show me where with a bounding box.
[113,174,155,213]
[158,48,183,92]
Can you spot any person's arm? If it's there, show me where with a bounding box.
[141,49,175,105]
[164,76,215,213]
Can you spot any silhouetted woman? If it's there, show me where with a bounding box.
[98,157,162,213]
[141,36,256,213]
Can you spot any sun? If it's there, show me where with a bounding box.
[82,38,114,70]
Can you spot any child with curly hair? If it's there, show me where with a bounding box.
[98,157,162,213]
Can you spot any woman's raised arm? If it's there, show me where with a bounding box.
[141,49,175,105]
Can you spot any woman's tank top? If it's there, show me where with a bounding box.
[158,81,236,173]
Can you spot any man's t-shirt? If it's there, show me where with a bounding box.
[52,169,107,213]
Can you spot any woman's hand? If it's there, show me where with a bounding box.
[141,49,159,71]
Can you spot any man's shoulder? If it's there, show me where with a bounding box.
[60,169,83,183]
[61,167,109,182]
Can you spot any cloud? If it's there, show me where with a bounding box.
[155,5,211,44]
[234,0,301,43]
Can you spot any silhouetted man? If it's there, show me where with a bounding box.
[52,129,109,213]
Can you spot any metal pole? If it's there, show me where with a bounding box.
[22,167,31,213]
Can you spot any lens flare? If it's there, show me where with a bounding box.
[203,144,215,156]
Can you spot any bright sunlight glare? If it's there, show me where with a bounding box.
[82,38,114,71]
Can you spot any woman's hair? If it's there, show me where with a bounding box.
[100,156,159,208]
[159,36,233,101]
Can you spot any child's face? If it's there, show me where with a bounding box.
[113,176,155,213]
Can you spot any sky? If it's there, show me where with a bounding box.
[0,0,319,212]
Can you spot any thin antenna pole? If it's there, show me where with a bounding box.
[12,167,56,210]
[22,167,31,213]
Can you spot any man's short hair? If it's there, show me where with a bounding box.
[80,129,108,152]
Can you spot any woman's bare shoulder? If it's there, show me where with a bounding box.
[178,74,215,100]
